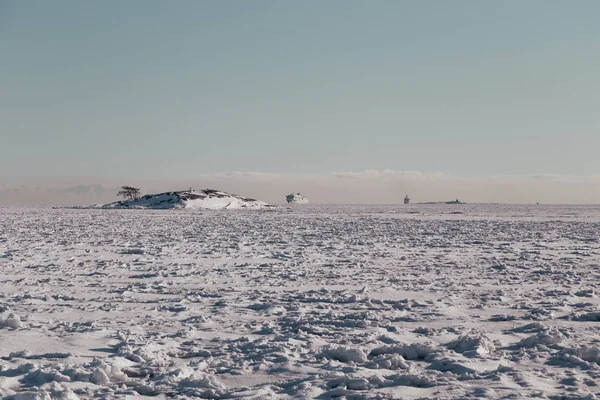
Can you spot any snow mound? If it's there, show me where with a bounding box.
[102,189,273,210]
[447,332,496,357]
[365,353,410,370]
[519,327,565,347]
[369,343,438,361]
[286,193,309,204]
[565,346,600,364]
[321,345,368,363]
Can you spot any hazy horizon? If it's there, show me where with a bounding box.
[2,171,600,205]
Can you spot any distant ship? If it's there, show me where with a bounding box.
[286,193,309,204]
[417,199,467,205]
[404,195,410,205]
[445,199,465,205]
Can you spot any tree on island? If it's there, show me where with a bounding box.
[117,186,141,201]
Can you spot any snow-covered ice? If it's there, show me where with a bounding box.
[1,204,600,399]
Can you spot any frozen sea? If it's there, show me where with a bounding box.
[1,204,600,399]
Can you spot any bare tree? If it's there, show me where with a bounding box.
[117,186,141,201]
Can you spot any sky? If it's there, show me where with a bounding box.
[1,1,600,204]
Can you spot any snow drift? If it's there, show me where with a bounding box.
[102,189,272,210]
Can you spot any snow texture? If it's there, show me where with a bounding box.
[1,204,600,399]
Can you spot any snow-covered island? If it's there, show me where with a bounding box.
[286,193,309,204]
[102,189,273,210]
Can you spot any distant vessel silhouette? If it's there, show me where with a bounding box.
[286,193,308,204]
[417,198,467,205]
[404,195,410,205]
[445,199,465,204]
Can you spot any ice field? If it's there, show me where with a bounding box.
[1,205,600,399]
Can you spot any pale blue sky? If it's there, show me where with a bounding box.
[2,0,599,179]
